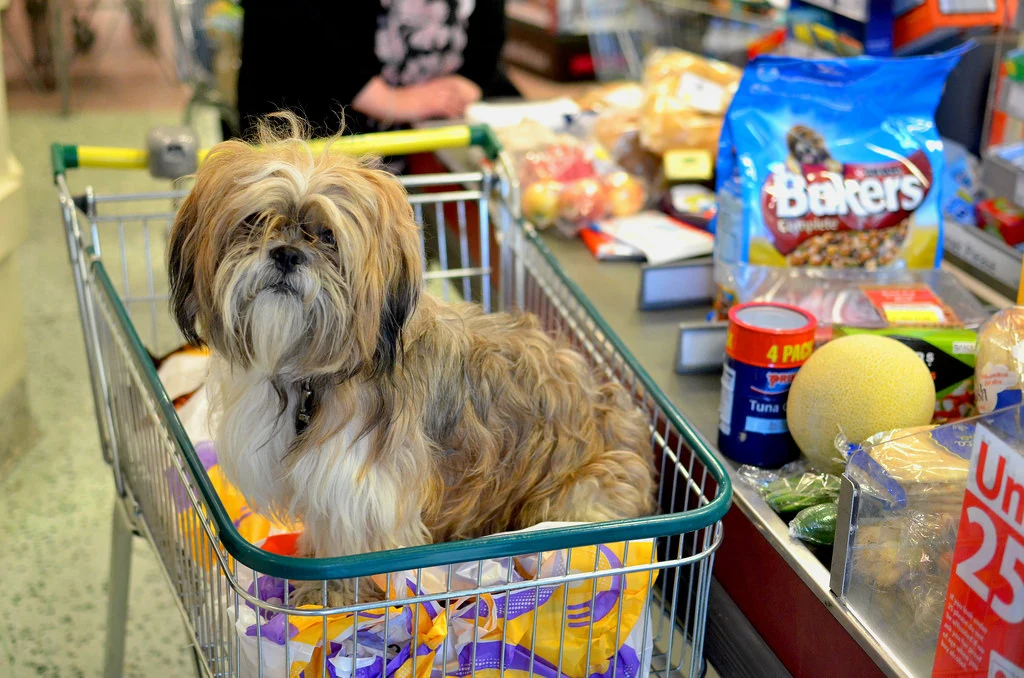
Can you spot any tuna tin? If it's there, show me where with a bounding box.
[718,302,816,467]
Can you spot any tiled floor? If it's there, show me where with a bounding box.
[3,3,190,113]
[0,111,194,677]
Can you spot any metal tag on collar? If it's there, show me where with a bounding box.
[296,380,315,434]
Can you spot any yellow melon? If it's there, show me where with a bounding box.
[786,334,935,472]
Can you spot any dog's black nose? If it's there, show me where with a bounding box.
[270,245,306,273]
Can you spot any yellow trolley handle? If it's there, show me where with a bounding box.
[51,124,501,179]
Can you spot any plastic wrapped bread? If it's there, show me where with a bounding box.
[975,306,1024,414]
[638,49,740,155]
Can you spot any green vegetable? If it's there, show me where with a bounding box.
[762,472,841,514]
[789,502,838,546]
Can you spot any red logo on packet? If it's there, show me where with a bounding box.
[760,150,933,255]
[766,371,796,389]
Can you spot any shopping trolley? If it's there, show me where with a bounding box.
[51,124,732,678]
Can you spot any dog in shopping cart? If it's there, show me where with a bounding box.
[167,114,656,603]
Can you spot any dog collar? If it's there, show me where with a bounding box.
[295,379,315,435]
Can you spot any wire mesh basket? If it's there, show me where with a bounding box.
[51,125,731,678]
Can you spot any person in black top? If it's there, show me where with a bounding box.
[236,0,519,139]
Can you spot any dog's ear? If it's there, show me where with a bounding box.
[373,246,419,377]
[366,172,422,377]
[168,187,204,346]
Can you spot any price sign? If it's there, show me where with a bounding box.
[933,424,1024,677]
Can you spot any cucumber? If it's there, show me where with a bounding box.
[762,473,841,514]
[789,502,838,546]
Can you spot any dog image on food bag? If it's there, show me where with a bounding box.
[785,124,842,175]
[166,114,656,604]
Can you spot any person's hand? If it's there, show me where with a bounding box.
[437,75,482,106]
[353,75,483,124]
[399,76,481,121]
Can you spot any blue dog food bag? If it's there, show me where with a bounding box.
[713,46,970,288]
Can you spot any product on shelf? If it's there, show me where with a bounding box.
[894,0,1007,52]
[986,49,1024,150]
[591,110,661,181]
[789,502,838,546]
[833,327,978,424]
[591,211,713,265]
[712,267,989,343]
[786,0,894,57]
[639,49,741,156]
[941,139,981,228]
[977,197,1024,248]
[575,81,646,113]
[713,46,969,297]
[718,302,817,468]
[493,119,560,158]
[662,185,716,230]
[975,306,1024,414]
[512,136,649,233]
[786,334,936,472]
[558,176,609,226]
[841,422,975,662]
[762,472,841,514]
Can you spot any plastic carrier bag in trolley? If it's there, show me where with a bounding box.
[51,124,731,678]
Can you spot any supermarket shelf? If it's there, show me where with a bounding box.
[943,219,1022,299]
[999,78,1024,122]
[788,0,866,23]
[644,0,783,29]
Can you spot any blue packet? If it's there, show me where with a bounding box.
[713,45,971,292]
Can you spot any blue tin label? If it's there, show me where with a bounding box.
[718,355,800,467]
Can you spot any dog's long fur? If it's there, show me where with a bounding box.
[168,116,656,571]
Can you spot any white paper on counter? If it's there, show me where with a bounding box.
[466,98,580,131]
[594,211,714,265]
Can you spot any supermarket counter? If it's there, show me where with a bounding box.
[530,227,1013,678]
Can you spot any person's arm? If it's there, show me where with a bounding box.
[352,77,471,123]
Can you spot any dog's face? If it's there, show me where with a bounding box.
[787,125,832,166]
[168,136,422,380]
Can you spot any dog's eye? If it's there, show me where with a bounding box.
[317,229,336,247]
[240,214,261,233]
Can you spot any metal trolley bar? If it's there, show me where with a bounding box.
[52,124,731,678]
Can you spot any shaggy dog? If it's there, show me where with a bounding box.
[167,116,656,601]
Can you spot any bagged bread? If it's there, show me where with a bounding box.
[639,49,740,156]
[576,81,645,113]
[975,306,1024,414]
[592,110,661,181]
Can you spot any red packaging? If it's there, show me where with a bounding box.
[933,423,1024,677]
[895,0,1007,52]
[977,198,1024,247]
